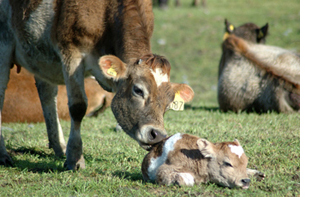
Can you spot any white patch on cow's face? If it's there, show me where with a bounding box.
[150,68,169,87]
[147,133,182,180]
[178,173,195,186]
[228,144,244,158]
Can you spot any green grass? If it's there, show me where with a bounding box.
[1,0,299,196]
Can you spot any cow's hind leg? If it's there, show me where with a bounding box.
[61,50,87,170]
[35,77,66,157]
[156,164,195,186]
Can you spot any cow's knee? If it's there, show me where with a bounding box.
[69,102,87,122]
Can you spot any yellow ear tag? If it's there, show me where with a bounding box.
[168,92,185,111]
[229,24,234,31]
[107,66,117,77]
[223,32,229,40]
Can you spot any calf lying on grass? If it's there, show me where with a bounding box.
[218,19,300,113]
[2,68,113,123]
[142,133,265,188]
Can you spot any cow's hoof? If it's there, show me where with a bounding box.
[254,171,265,181]
[0,153,14,167]
[64,156,85,171]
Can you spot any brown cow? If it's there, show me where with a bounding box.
[218,19,300,113]
[142,133,265,188]
[2,68,113,123]
[0,0,194,170]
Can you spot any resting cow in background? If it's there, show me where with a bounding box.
[0,0,194,170]
[218,19,300,113]
[3,67,113,123]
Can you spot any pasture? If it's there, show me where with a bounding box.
[0,0,300,196]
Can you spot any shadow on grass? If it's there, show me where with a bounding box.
[184,104,220,112]
[112,170,143,182]
[7,146,66,173]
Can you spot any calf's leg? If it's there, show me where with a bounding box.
[35,77,66,157]
[156,164,195,186]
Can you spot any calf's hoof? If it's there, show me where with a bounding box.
[0,153,14,167]
[64,155,86,171]
[254,171,265,181]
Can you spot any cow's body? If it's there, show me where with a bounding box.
[3,68,113,123]
[0,0,194,169]
[142,133,265,188]
[218,20,300,113]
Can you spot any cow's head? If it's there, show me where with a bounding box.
[197,138,251,189]
[97,54,194,150]
[223,19,269,44]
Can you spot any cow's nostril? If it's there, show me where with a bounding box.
[241,179,251,184]
[149,129,157,141]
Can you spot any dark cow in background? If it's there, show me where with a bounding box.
[0,0,194,170]
[218,19,300,113]
[3,67,114,123]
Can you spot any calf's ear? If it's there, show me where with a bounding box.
[197,138,215,158]
[99,55,127,81]
[171,83,194,103]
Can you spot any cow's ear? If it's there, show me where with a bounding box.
[256,23,268,42]
[223,19,235,40]
[99,55,127,81]
[171,83,194,103]
[197,138,215,158]
[225,19,234,34]
[168,83,194,111]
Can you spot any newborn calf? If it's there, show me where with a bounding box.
[142,133,265,188]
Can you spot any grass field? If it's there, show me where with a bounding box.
[0,0,300,196]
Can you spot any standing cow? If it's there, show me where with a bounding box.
[0,0,194,170]
[218,19,300,113]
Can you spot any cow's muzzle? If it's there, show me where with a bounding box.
[138,125,167,151]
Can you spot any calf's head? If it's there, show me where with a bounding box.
[197,138,251,189]
[223,19,269,43]
[98,54,194,150]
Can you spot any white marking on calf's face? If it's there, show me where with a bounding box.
[178,173,195,186]
[148,133,182,180]
[150,68,169,87]
[228,144,244,158]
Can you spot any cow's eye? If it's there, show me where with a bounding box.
[133,85,144,97]
[224,162,233,167]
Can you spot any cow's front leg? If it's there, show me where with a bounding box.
[62,51,87,170]
[0,63,13,166]
[246,168,265,181]
[35,77,66,157]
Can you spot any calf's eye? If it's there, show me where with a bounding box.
[133,85,144,98]
[224,162,233,167]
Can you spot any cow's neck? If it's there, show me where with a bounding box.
[113,0,153,63]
